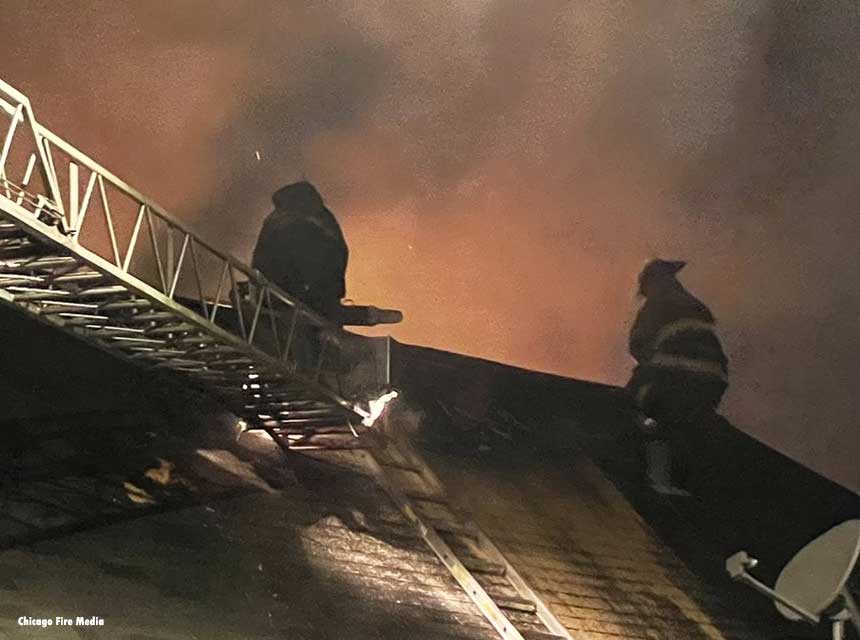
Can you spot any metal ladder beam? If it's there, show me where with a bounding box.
[0,76,566,640]
[363,437,574,640]
[0,77,385,441]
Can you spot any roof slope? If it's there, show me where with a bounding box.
[1,439,504,640]
[428,448,766,640]
[392,341,860,639]
[1,303,858,639]
[0,305,501,638]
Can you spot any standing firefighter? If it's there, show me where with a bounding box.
[252,181,348,321]
[252,181,348,375]
[626,259,729,495]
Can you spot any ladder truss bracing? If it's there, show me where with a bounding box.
[0,78,385,441]
[0,78,571,639]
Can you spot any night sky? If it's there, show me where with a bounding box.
[1,1,858,491]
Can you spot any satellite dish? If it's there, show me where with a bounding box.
[775,520,860,621]
[726,520,860,639]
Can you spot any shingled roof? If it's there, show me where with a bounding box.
[392,341,860,640]
[1,308,857,639]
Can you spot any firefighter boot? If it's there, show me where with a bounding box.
[645,440,690,496]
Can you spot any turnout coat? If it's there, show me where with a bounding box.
[627,280,728,426]
[252,182,348,319]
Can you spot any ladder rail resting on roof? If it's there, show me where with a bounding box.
[0,76,380,426]
[1,77,573,640]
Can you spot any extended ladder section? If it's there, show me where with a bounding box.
[0,78,572,639]
[364,437,573,640]
[0,78,389,447]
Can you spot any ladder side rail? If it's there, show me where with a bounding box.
[0,78,36,112]
[0,104,22,195]
[472,529,575,640]
[33,123,292,302]
[0,81,64,218]
[394,443,574,639]
[0,80,330,335]
[37,123,327,327]
[0,79,375,417]
[0,194,359,417]
[0,284,193,399]
[1,89,208,257]
[361,449,526,640]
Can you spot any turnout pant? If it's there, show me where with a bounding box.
[627,366,727,488]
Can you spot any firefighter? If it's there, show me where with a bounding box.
[252,181,348,320]
[626,259,729,495]
[252,181,348,375]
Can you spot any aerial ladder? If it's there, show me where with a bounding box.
[0,78,573,640]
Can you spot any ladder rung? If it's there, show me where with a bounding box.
[173,334,217,345]
[0,223,27,239]
[159,366,209,375]
[56,312,111,324]
[10,288,71,301]
[18,256,78,270]
[45,308,107,318]
[460,556,507,577]
[240,380,271,389]
[276,408,342,418]
[286,441,371,451]
[280,430,353,440]
[191,364,257,376]
[154,358,209,368]
[145,323,198,336]
[86,327,146,338]
[52,271,105,284]
[377,459,423,474]
[196,364,256,376]
[211,358,252,368]
[273,425,355,435]
[279,432,366,446]
[215,359,255,367]
[190,376,235,386]
[137,348,188,357]
[208,384,248,394]
[38,300,99,311]
[0,234,37,245]
[0,242,53,259]
[194,369,244,379]
[244,396,304,406]
[237,372,288,382]
[100,299,152,311]
[426,519,478,539]
[0,276,46,287]
[245,401,329,412]
[265,383,316,391]
[126,311,178,322]
[200,350,245,363]
[521,632,566,640]
[110,335,167,345]
[0,235,38,246]
[266,416,348,427]
[123,347,168,355]
[491,594,537,614]
[77,285,129,299]
[191,354,249,365]
[196,345,241,355]
[405,491,448,505]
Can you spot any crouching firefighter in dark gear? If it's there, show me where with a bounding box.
[625,259,729,496]
[252,181,348,375]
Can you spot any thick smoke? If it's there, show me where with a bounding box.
[1,1,859,491]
